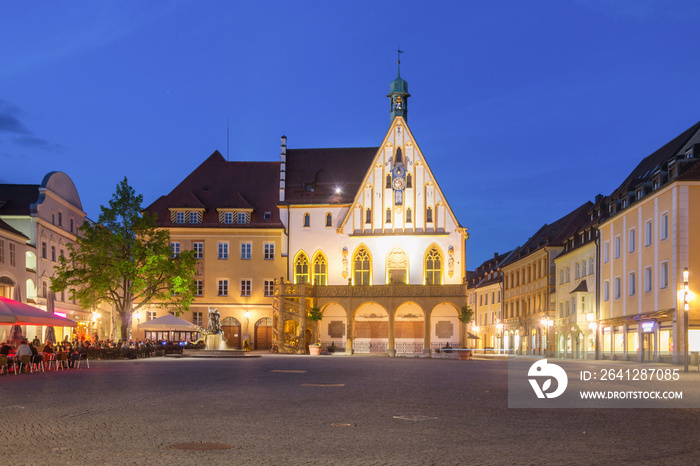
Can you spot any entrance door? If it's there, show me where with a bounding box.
[255,318,272,350]
[221,317,241,349]
[642,333,654,361]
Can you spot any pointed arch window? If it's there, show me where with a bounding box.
[385,208,391,223]
[426,207,433,223]
[325,213,332,227]
[303,213,310,228]
[396,147,402,164]
[406,173,412,188]
[365,208,372,224]
[294,252,310,284]
[386,174,391,189]
[353,246,371,285]
[406,208,412,223]
[312,252,327,286]
[425,246,443,285]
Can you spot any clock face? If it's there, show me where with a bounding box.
[392,176,405,190]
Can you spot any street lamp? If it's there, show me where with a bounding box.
[541,318,553,357]
[684,268,689,372]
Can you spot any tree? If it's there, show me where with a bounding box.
[458,304,474,348]
[307,305,323,346]
[52,177,196,340]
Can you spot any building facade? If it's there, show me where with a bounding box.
[0,172,92,341]
[467,251,512,351]
[597,122,700,364]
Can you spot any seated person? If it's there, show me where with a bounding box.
[29,342,43,365]
[43,342,54,354]
[16,340,33,358]
[0,341,10,356]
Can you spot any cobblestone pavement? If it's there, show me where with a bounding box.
[2,355,700,465]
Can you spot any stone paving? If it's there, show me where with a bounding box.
[2,354,700,465]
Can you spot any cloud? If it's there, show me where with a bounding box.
[0,100,30,135]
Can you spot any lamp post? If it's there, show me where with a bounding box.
[133,311,142,341]
[684,268,689,372]
[541,318,553,357]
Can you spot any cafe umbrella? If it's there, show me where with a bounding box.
[0,296,78,327]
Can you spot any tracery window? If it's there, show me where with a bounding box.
[353,246,371,285]
[294,252,310,284]
[313,252,327,286]
[425,246,443,285]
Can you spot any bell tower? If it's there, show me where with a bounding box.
[388,49,410,122]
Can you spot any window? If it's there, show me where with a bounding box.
[193,242,203,259]
[0,240,3,263]
[406,173,412,188]
[189,212,200,224]
[9,243,15,266]
[485,294,489,305]
[660,261,669,289]
[614,236,621,259]
[170,242,180,258]
[425,246,443,285]
[660,212,669,240]
[629,272,636,296]
[614,277,621,300]
[264,243,275,260]
[326,213,332,227]
[218,242,229,260]
[303,213,310,228]
[264,212,271,220]
[571,297,577,314]
[237,212,248,224]
[386,174,391,189]
[604,242,610,263]
[575,263,580,280]
[147,311,157,321]
[645,220,653,247]
[406,208,412,223]
[51,246,56,262]
[176,211,186,223]
[353,246,371,285]
[42,242,47,259]
[294,252,310,284]
[582,260,587,276]
[644,266,652,293]
[589,258,594,274]
[559,302,564,318]
[629,228,636,253]
[42,281,48,298]
[385,208,391,223]
[58,211,63,227]
[365,208,371,224]
[223,212,233,224]
[426,207,433,223]
[70,218,74,233]
[193,312,203,326]
[194,280,203,296]
[604,280,610,302]
[559,269,564,285]
[218,279,229,296]
[565,266,570,283]
[241,242,252,260]
[264,280,274,297]
[240,280,251,297]
[313,253,327,286]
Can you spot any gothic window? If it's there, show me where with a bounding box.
[353,246,371,285]
[406,208,412,223]
[294,252,310,284]
[385,208,391,223]
[365,208,371,224]
[325,213,332,227]
[406,173,412,188]
[425,246,443,285]
[303,213,310,228]
[312,252,327,286]
[426,207,433,223]
[386,174,391,189]
[396,148,402,164]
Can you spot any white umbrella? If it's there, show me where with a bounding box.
[13,283,22,302]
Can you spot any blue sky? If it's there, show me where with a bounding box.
[2,1,700,269]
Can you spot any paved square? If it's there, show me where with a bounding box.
[2,356,700,465]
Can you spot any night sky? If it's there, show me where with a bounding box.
[3,1,700,269]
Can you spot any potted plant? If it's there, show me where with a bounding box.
[307,306,323,355]
[458,304,474,360]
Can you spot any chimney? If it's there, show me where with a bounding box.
[279,135,287,202]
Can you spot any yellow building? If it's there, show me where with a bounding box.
[597,122,700,364]
[143,157,286,349]
[553,203,601,359]
[502,203,591,355]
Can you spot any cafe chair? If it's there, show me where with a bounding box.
[32,356,45,373]
[43,353,56,371]
[16,355,33,374]
[54,352,68,371]
[0,355,8,375]
[75,353,89,369]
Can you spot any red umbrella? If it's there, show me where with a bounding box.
[0,296,77,327]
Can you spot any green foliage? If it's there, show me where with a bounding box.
[51,177,197,338]
[458,304,474,324]
[307,306,323,322]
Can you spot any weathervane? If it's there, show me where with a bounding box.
[397,48,404,76]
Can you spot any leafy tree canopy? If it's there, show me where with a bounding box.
[52,177,196,339]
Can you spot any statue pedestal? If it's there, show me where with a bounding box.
[205,334,226,351]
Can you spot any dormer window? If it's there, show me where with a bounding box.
[176,212,186,223]
[686,148,693,159]
[218,210,250,225]
[636,190,643,201]
[264,212,272,219]
[223,212,233,224]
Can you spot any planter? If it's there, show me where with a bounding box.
[457,350,471,360]
[309,345,322,356]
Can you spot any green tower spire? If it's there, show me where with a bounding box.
[388,49,410,122]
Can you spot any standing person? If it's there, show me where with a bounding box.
[31,336,40,347]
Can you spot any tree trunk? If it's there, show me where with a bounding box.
[120,312,131,341]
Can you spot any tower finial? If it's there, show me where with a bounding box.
[397,48,404,76]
